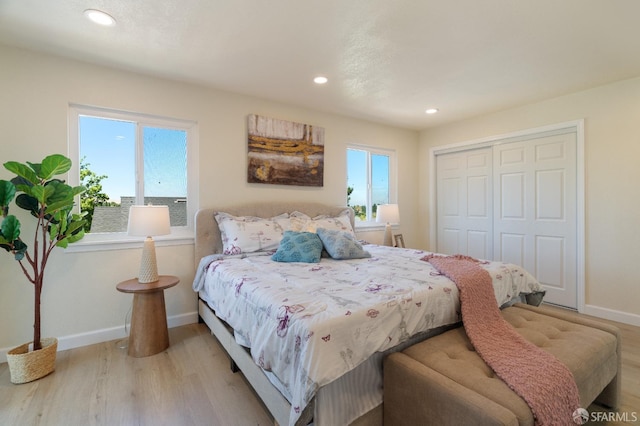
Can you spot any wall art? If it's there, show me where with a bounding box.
[247,114,324,187]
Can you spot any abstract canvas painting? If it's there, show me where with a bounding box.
[247,114,324,187]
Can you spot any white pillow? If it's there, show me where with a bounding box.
[290,209,355,236]
[215,212,290,255]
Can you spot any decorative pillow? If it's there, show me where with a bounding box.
[271,231,323,263]
[215,212,290,255]
[290,209,356,236]
[316,228,371,260]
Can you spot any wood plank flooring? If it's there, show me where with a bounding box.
[0,324,273,425]
[1,306,638,425]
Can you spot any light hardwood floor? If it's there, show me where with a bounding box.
[0,324,274,425]
[1,306,638,425]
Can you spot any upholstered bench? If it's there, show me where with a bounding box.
[384,303,621,426]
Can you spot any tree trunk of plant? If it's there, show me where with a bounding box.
[33,277,42,351]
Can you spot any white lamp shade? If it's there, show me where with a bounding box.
[127,205,171,237]
[376,204,400,224]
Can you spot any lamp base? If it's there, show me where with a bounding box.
[383,223,394,247]
[138,237,159,283]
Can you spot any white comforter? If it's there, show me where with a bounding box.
[193,245,543,425]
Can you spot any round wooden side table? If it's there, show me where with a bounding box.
[116,275,179,358]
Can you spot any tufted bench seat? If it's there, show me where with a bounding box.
[384,303,621,426]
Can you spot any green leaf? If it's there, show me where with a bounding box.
[0,215,27,259]
[11,239,28,260]
[26,161,42,177]
[27,185,50,205]
[0,180,16,210]
[49,222,60,239]
[66,228,85,244]
[3,161,40,185]
[64,220,85,236]
[39,155,72,180]
[13,183,33,195]
[42,181,74,214]
[71,185,86,197]
[45,180,73,203]
[15,193,40,216]
[57,227,85,247]
[1,215,21,241]
[57,210,68,233]
[45,199,75,217]
[11,175,33,189]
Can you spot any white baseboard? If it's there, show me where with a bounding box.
[167,311,200,328]
[0,311,199,364]
[582,304,640,327]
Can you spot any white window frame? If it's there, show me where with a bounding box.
[66,104,199,252]
[346,144,397,229]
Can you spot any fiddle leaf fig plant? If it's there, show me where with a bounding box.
[0,154,86,351]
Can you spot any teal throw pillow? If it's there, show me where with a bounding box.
[316,228,371,260]
[271,231,323,263]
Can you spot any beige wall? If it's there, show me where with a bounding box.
[419,76,640,324]
[0,44,419,354]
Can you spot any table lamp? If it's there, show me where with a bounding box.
[376,204,400,247]
[127,205,171,283]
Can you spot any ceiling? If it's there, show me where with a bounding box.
[2,1,640,130]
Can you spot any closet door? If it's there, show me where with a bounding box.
[436,147,493,259]
[493,132,577,308]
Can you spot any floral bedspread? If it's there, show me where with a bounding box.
[193,245,543,426]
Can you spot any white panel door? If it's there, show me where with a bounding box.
[493,132,577,308]
[436,148,492,259]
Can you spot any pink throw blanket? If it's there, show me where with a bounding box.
[423,254,580,426]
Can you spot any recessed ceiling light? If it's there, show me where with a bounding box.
[84,9,116,26]
[425,108,439,114]
[313,76,328,84]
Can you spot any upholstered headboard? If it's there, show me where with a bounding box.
[194,202,355,268]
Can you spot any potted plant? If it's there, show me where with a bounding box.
[0,154,86,384]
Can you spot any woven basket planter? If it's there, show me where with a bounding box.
[6,337,58,384]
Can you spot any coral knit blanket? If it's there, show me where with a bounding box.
[423,254,580,426]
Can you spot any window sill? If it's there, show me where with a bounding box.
[354,222,397,231]
[64,228,194,253]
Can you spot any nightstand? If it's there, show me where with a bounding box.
[116,275,179,357]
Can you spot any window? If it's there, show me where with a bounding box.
[68,105,198,248]
[346,145,396,226]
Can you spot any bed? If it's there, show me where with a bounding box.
[193,202,545,426]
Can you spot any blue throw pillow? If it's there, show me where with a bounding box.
[271,231,323,263]
[316,228,371,260]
